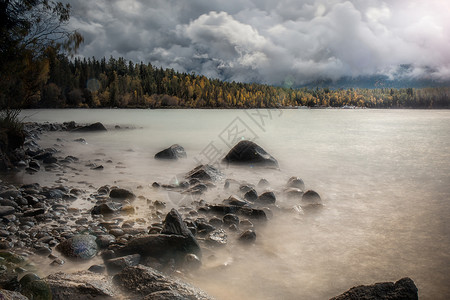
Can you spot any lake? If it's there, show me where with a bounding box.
[11,108,450,299]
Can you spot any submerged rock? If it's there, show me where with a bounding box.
[72,122,107,132]
[109,188,135,200]
[222,140,278,168]
[113,265,214,300]
[256,191,276,205]
[330,277,418,300]
[56,234,98,260]
[185,164,223,182]
[302,190,321,204]
[154,144,187,160]
[0,289,28,299]
[287,177,305,190]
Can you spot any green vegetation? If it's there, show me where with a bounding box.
[27,55,449,109]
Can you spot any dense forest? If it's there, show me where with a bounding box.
[25,53,448,109]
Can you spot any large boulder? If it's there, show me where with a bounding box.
[330,277,418,300]
[56,234,98,260]
[154,144,187,160]
[72,122,107,132]
[109,188,135,200]
[113,265,214,300]
[222,140,278,168]
[45,271,116,299]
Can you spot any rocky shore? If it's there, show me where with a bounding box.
[0,121,419,299]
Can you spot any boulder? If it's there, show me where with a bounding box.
[154,144,187,160]
[185,164,223,182]
[56,234,98,260]
[72,122,107,132]
[109,188,135,200]
[256,191,276,205]
[222,140,278,168]
[330,277,418,300]
[45,271,116,299]
[113,265,214,300]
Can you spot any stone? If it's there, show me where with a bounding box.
[238,230,257,243]
[91,202,123,215]
[72,122,107,132]
[330,277,418,300]
[109,188,135,200]
[287,176,305,190]
[113,265,214,300]
[222,140,278,168]
[88,264,106,274]
[0,206,15,217]
[0,289,28,300]
[95,234,116,249]
[45,271,116,299]
[223,214,239,226]
[56,234,98,260]
[43,156,57,164]
[222,195,249,207]
[206,229,227,247]
[302,190,321,203]
[244,189,258,201]
[154,144,187,160]
[284,188,303,199]
[256,191,276,205]
[185,164,223,182]
[183,254,202,270]
[105,254,141,274]
[19,273,52,300]
[257,178,270,188]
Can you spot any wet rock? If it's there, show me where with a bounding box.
[113,265,214,299]
[183,183,208,195]
[91,165,104,170]
[287,176,305,190]
[96,234,116,249]
[256,191,276,205]
[222,195,249,207]
[209,205,267,221]
[302,190,321,203]
[257,178,270,188]
[43,156,57,164]
[105,254,141,274]
[244,189,258,201]
[238,230,256,243]
[56,234,98,260]
[154,144,187,160]
[223,214,240,226]
[88,264,106,274]
[284,188,304,199]
[0,289,28,299]
[23,208,45,217]
[72,122,107,132]
[41,189,65,199]
[35,245,52,256]
[208,216,223,227]
[116,234,201,261]
[0,206,15,217]
[330,277,418,300]
[206,229,227,247]
[222,140,278,168]
[0,190,21,199]
[185,164,223,182]
[19,273,52,300]
[73,138,87,144]
[109,188,135,200]
[183,253,202,270]
[152,182,161,188]
[194,219,216,234]
[46,271,116,299]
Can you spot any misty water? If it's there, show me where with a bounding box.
[9,109,450,299]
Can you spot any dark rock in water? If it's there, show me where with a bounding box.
[222,140,278,168]
[257,178,270,188]
[194,220,216,234]
[222,195,249,207]
[73,138,87,144]
[223,214,240,226]
[46,271,116,299]
[0,289,28,299]
[152,182,161,188]
[0,206,15,217]
[208,216,223,227]
[244,189,258,201]
[239,184,254,193]
[182,183,208,195]
[43,155,57,164]
[23,208,45,217]
[91,165,104,170]
[88,264,106,274]
[105,254,140,274]
[183,253,202,271]
[154,144,187,160]
[284,188,304,199]
[287,176,305,190]
[206,229,227,247]
[161,209,193,237]
[302,190,321,203]
[28,160,40,170]
[91,202,122,215]
[238,230,257,243]
[72,122,107,132]
[113,265,214,300]
[117,234,201,261]
[185,164,223,182]
[330,277,418,300]
[19,273,52,300]
[209,205,267,221]
[109,188,135,200]
[41,189,65,199]
[0,189,21,199]
[256,191,276,205]
[56,234,98,259]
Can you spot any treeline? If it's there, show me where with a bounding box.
[29,53,450,109]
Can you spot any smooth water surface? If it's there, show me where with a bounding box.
[11,108,450,299]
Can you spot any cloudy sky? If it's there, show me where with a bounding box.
[65,0,450,85]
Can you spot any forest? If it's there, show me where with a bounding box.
[24,53,450,109]
[3,51,450,109]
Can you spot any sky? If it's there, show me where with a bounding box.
[64,0,450,86]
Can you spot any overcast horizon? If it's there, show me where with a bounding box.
[64,0,450,86]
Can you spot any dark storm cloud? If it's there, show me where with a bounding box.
[66,0,450,85]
